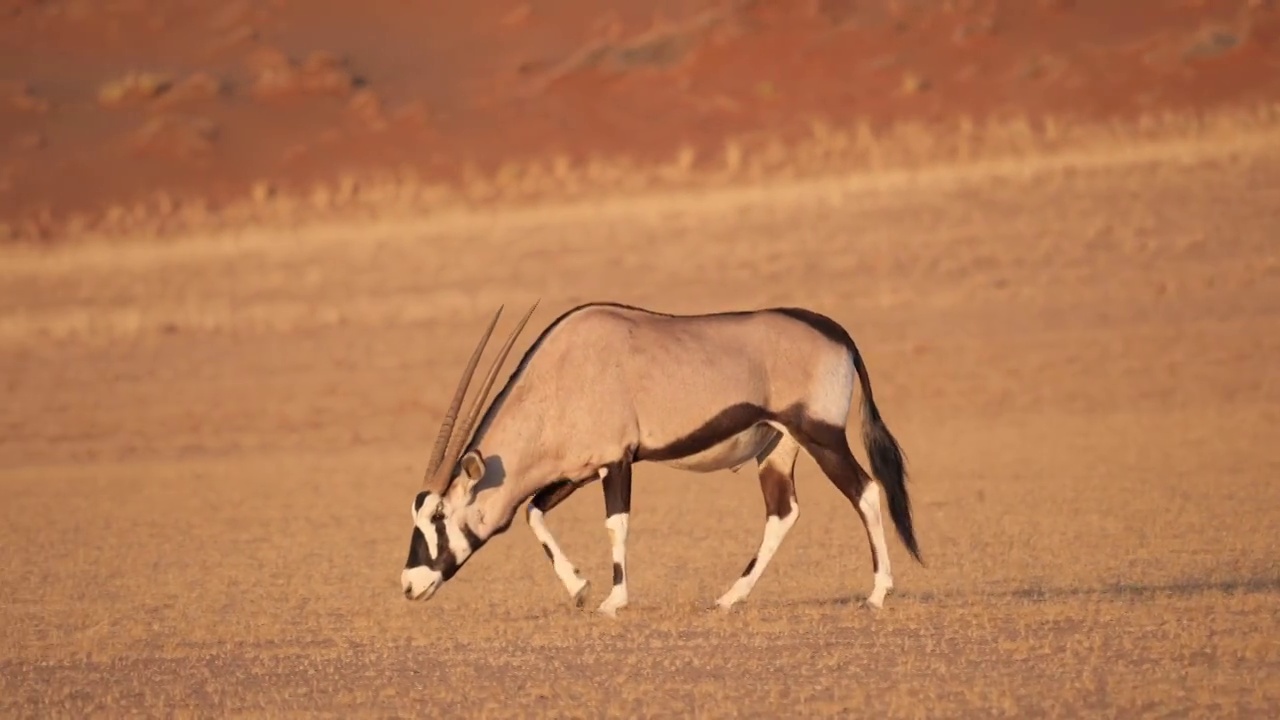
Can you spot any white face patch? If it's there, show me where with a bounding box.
[415,495,443,559]
[444,514,473,565]
[401,565,442,600]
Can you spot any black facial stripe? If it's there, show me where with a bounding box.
[440,524,486,581]
[405,515,457,574]
[406,526,430,568]
[461,524,484,550]
[438,554,460,580]
[433,516,454,575]
[414,491,429,514]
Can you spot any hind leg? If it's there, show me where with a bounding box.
[715,431,801,611]
[526,480,590,607]
[795,420,894,609]
[855,481,894,607]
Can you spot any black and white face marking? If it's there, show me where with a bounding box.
[401,490,484,601]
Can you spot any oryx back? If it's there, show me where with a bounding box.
[473,303,860,481]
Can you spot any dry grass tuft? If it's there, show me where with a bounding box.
[346,88,388,131]
[246,47,363,100]
[129,115,219,161]
[98,71,174,108]
[8,102,1280,247]
[899,71,930,94]
[151,72,225,110]
[6,81,51,114]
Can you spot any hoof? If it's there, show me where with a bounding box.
[863,592,888,610]
[595,603,625,618]
[596,591,628,617]
[571,580,591,609]
[864,583,892,610]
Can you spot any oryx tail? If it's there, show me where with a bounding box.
[852,349,921,564]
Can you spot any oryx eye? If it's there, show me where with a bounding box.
[431,506,445,522]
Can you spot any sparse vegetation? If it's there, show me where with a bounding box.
[245,47,362,100]
[8,102,1276,246]
[129,114,219,160]
[97,71,174,108]
[153,72,224,109]
[899,71,929,94]
[6,81,51,114]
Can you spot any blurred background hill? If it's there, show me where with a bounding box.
[3,0,1278,242]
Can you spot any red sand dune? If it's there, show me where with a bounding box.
[1,0,1278,239]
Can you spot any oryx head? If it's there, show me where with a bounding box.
[401,303,537,601]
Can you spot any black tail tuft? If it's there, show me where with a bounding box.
[853,352,923,565]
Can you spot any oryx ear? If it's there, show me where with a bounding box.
[460,449,486,487]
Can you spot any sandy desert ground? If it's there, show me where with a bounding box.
[3,117,1280,716]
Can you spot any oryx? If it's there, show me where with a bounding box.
[401,302,921,615]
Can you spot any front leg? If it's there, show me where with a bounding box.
[598,460,632,617]
[526,480,589,607]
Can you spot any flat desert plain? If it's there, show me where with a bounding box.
[3,125,1280,717]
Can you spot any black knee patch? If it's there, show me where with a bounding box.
[741,558,757,577]
[612,562,624,585]
[759,466,793,517]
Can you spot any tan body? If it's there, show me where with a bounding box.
[402,302,921,614]
[470,305,855,520]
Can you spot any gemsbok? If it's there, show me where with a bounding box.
[401,302,922,615]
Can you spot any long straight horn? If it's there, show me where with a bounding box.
[439,301,540,483]
[423,307,504,486]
